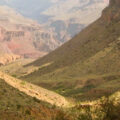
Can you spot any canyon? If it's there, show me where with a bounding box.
[0,0,109,43]
[0,0,120,119]
[0,1,108,65]
[0,6,60,65]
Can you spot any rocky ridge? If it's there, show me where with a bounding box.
[0,71,70,107]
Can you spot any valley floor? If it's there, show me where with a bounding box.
[0,70,120,120]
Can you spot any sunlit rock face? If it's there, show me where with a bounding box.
[0,54,21,66]
[0,6,60,59]
[0,26,60,58]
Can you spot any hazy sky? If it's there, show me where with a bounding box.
[0,0,109,23]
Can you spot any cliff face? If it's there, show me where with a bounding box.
[0,25,60,58]
[101,0,120,23]
[110,0,120,6]
[0,6,60,59]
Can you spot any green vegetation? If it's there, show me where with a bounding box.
[0,78,120,120]
[22,4,120,101]
[69,94,120,120]
[0,1,120,119]
[0,79,71,120]
[0,58,36,78]
[1,0,120,102]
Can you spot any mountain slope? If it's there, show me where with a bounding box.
[22,0,120,100]
[0,78,71,120]
[43,0,109,42]
[0,71,69,107]
[1,73,120,120]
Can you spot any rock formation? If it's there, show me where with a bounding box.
[0,6,61,59]
[0,54,21,66]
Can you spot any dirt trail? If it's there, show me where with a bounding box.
[0,71,70,107]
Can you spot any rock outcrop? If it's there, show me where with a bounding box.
[0,54,21,66]
[101,0,120,23]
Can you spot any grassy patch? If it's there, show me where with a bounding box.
[0,79,71,120]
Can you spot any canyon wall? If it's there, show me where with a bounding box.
[0,6,60,59]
